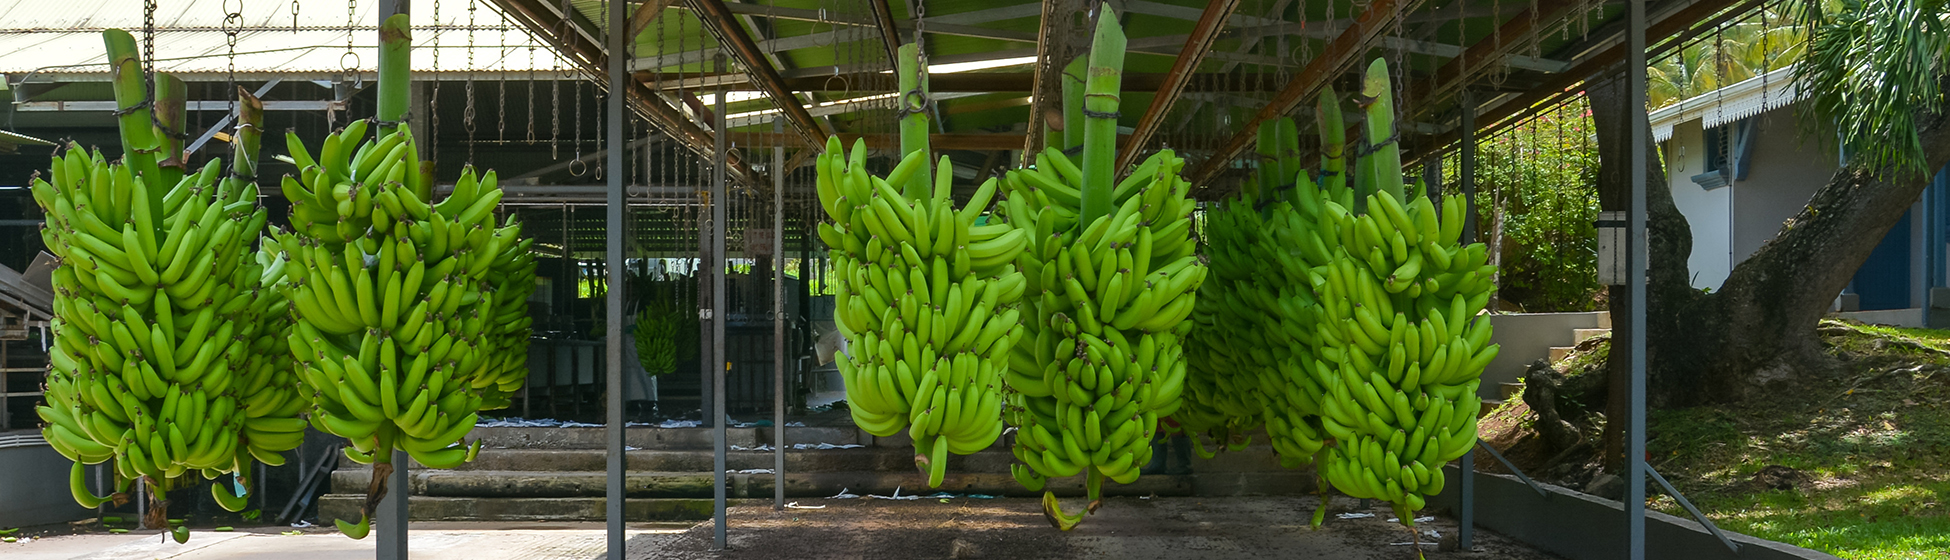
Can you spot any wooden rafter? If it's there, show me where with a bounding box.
[488,0,751,182]
[1020,0,1068,165]
[690,0,828,147]
[640,72,1294,93]
[730,132,1131,151]
[866,0,905,67]
[1405,3,1580,122]
[1117,0,1239,172]
[1187,0,1402,185]
[1411,0,1743,159]
[628,0,683,39]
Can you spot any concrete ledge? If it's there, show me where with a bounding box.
[0,441,93,528]
[317,495,744,523]
[1430,465,1840,560]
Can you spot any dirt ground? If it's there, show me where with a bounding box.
[622,496,1560,560]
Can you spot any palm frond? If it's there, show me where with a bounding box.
[1792,0,1950,176]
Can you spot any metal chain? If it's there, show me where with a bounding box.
[1528,0,1541,60]
[432,0,443,165]
[344,0,361,88]
[143,0,157,83]
[527,44,537,143]
[224,0,243,117]
[572,78,584,176]
[499,22,508,140]
[551,76,561,159]
[465,0,480,166]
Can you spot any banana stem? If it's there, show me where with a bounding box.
[1316,86,1346,196]
[1077,10,1127,229]
[1359,59,1404,204]
[231,87,264,181]
[152,73,188,188]
[376,14,412,136]
[101,30,165,195]
[1060,56,1087,159]
[896,43,932,199]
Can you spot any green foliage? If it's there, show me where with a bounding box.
[1650,6,1805,109]
[1640,320,1950,559]
[1446,99,1604,312]
[1794,0,1950,176]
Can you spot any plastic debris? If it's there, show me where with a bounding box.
[730,469,775,474]
[828,488,862,499]
[784,502,825,509]
[1385,516,1435,524]
[1336,513,1376,520]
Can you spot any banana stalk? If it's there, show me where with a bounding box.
[36,33,292,539]
[102,30,164,196]
[1076,16,1125,228]
[816,41,1026,489]
[997,9,1206,531]
[152,73,188,187]
[896,43,932,198]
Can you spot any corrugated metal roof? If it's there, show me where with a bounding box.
[0,0,569,75]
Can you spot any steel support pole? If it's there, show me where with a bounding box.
[773,117,787,510]
[1456,89,1476,552]
[604,0,629,555]
[710,65,730,551]
[1626,1,1650,559]
[377,2,410,558]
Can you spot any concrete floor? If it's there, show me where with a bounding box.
[3,498,1561,560]
[0,522,686,560]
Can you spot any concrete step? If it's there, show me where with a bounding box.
[1480,399,1503,417]
[316,495,744,523]
[336,443,1300,475]
[469,425,871,450]
[1548,346,1574,363]
[317,470,1319,523]
[1572,328,1612,345]
[339,447,1016,473]
[1498,381,1525,400]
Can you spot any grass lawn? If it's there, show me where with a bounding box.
[1641,320,1950,559]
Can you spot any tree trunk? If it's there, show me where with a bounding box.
[1585,72,1950,470]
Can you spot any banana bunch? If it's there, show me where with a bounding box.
[815,43,1027,487]
[992,9,1206,530]
[815,136,1027,487]
[1307,60,1499,526]
[30,132,301,523]
[279,121,526,536]
[634,301,681,376]
[477,218,538,411]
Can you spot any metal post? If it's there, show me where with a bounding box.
[711,60,730,551]
[773,117,787,510]
[604,0,629,554]
[1626,1,1650,559]
[377,450,408,560]
[1457,89,1476,552]
[376,2,410,558]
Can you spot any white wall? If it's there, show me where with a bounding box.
[1730,111,1837,264]
[1663,120,1734,289]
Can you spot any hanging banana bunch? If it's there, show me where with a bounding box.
[1310,59,1498,539]
[815,43,1027,487]
[635,300,682,376]
[31,29,301,536]
[996,11,1206,530]
[273,13,533,539]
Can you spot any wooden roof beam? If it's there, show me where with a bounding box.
[867,0,905,67]
[1020,0,1068,165]
[627,0,682,39]
[689,0,829,146]
[731,132,1131,151]
[1119,0,1239,172]
[1187,0,1402,185]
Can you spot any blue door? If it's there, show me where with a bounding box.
[1852,210,1912,311]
